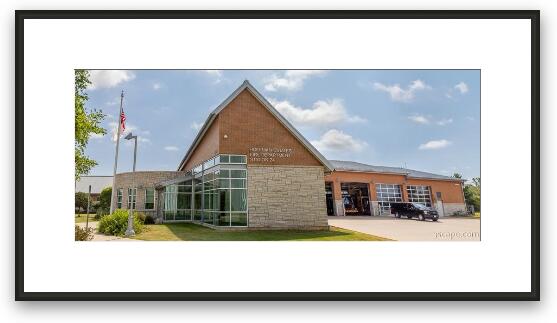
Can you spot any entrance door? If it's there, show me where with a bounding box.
[325,182,334,216]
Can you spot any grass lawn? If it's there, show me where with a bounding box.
[132,223,390,241]
[473,212,481,218]
[75,214,97,224]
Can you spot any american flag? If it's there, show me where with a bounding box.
[120,109,126,132]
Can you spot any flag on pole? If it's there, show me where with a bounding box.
[120,109,126,133]
[110,90,125,214]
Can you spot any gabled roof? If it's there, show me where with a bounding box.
[329,160,465,181]
[177,80,333,172]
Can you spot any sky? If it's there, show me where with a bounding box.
[84,70,480,181]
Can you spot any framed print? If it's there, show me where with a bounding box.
[15,10,540,301]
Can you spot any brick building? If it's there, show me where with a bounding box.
[111,80,465,229]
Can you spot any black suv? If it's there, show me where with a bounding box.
[389,202,439,221]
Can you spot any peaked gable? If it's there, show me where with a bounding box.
[178,81,333,171]
[219,89,322,167]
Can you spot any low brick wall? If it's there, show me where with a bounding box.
[111,171,184,220]
[247,165,328,230]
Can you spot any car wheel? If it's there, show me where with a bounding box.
[395,213,400,218]
[432,218,438,222]
[418,214,425,221]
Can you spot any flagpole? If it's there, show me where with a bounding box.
[109,90,124,214]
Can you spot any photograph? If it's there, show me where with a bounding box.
[74,69,481,242]
[16,10,538,301]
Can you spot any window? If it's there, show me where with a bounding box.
[220,154,247,164]
[407,185,432,207]
[376,184,403,214]
[127,188,137,209]
[117,188,123,209]
[145,188,155,210]
[229,155,246,164]
[163,179,193,221]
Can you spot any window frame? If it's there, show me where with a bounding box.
[116,188,123,209]
[127,187,137,209]
[144,187,155,210]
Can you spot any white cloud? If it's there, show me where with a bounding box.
[105,97,121,106]
[454,82,469,94]
[108,121,150,143]
[88,70,135,90]
[90,133,105,139]
[164,146,179,151]
[152,82,162,90]
[311,129,368,153]
[408,115,430,124]
[191,122,203,131]
[204,70,224,84]
[373,79,430,102]
[437,118,454,126]
[269,98,366,127]
[264,70,326,92]
[418,139,452,150]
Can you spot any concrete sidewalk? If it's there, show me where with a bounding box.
[328,216,481,241]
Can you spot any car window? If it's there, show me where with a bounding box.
[412,203,427,210]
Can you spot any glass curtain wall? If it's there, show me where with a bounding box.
[163,178,193,221]
[162,154,247,227]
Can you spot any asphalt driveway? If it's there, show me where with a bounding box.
[328,216,480,241]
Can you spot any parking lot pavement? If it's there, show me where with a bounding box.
[328,216,481,241]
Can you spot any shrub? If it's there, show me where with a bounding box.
[75,225,94,241]
[144,214,155,225]
[95,207,109,220]
[98,187,112,210]
[135,212,146,222]
[97,209,143,236]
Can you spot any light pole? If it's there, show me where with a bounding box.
[124,132,138,237]
[125,132,138,172]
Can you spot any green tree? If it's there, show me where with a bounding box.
[464,177,481,212]
[453,173,463,179]
[98,186,112,210]
[75,70,105,181]
[75,192,89,213]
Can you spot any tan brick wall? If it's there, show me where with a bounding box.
[247,165,328,230]
[112,171,185,218]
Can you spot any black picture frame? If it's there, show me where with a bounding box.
[15,10,540,301]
